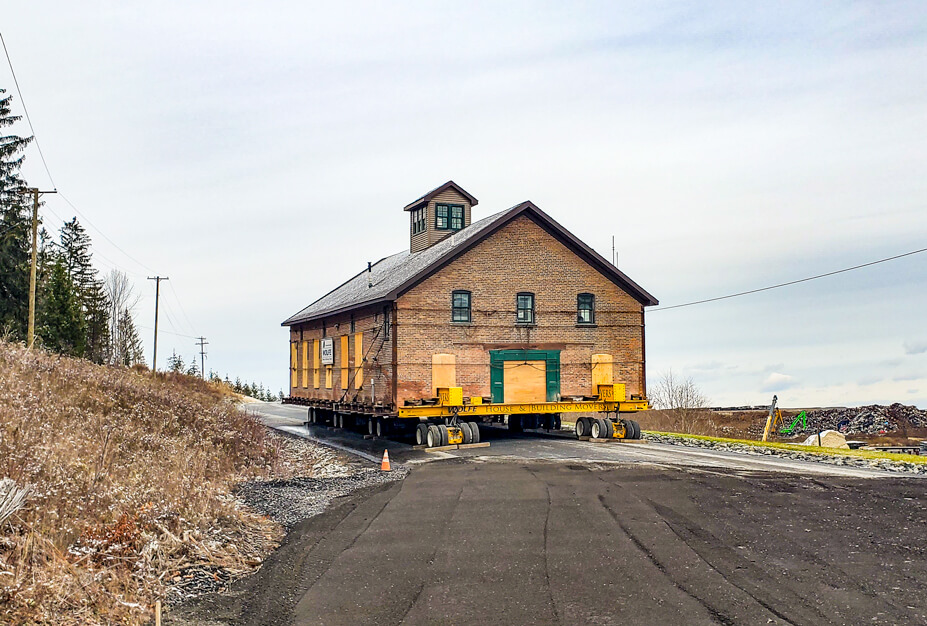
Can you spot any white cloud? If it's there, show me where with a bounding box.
[904,340,927,355]
[761,372,797,392]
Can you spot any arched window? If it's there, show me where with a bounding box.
[577,293,595,324]
[452,290,471,323]
[516,292,535,324]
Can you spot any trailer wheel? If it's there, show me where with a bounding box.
[591,419,606,439]
[375,418,387,438]
[630,420,641,440]
[367,417,375,435]
[416,423,428,446]
[575,418,586,437]
[459,421,472,444]
[468,422,480,443]
[552,414,562,431]
[426,425,440,448]
[438,424,449,447]
[509,415,524,433]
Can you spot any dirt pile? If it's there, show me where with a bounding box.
[800,430,849,448]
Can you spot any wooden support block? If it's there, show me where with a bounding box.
[457,442,490,449]
[424,445,459,453]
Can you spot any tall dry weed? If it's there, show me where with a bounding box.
[0,340,280,624]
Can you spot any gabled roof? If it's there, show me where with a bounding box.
[281,201,658,326]
[402,180,478,211]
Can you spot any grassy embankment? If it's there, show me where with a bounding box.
[0,340,284,624]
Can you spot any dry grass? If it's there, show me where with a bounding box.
[0,340,284,624]
[634,408,764,438]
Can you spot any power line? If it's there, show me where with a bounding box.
[2,33,159,281]
[137,325,197,340]
[167,281,197,335]
[651,246,927,312]
[1,32,56,190]
[57,192,156,275]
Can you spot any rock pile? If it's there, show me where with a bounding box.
[791,403,927,436]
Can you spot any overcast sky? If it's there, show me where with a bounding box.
[4,2,926,408]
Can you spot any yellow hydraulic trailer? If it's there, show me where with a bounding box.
[398,385,649,448]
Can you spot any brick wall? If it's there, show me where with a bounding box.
[395,215,645,404]
[288,303,394,404]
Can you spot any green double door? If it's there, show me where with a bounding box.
[489,350,560,403]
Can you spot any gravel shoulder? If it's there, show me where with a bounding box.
[164,426,407,618]
[645,432,927,475]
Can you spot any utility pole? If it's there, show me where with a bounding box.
[147,276,168,370]
[18,188,56,349]
[195,336,208,379]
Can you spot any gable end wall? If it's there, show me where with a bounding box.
[396,215,645,404]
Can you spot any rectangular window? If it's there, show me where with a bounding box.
[516,293,535,324]
[383,306,391,339]
[577,293,595,324]
[436,204,464,231]
[411,208,425,234]
[340,335,349,391]
[450,205,463,230]
[452,290,471,322]
[313,339,320,388]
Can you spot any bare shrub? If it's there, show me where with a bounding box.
[647,370,711,434]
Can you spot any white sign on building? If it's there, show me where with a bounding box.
[320,337,334,365]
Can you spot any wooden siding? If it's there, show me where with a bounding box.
[410,188,472,253]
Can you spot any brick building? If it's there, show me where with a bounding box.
[281,181,657,412]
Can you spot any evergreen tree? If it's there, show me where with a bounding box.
[115,307,144,366]
[59,218,109,363]
[167,350,185,373]
[0,89,34,339]
[38,257,87,356]
[187,356,200,377]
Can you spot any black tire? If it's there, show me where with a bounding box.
[426,425,440,448]
[509,415,523,433]
[460,421,472,444]
[468,422,480,444]
[591,418,605,439]
[367,417,375,436]
[416,423,428,446]
[375,418,386,438]
[552,414,562,431]
[630,419,641,440]
[438,424,449,447]
[333,413,340,428]
[575,418,587,437]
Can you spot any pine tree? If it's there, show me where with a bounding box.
[59,218,109,362]
[0,89,34,339]
[38,256,87,356]
[187,356,200,377]
[115,307,144,366]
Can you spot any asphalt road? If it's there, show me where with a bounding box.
[170,403,927,625]
[249,403,909,479]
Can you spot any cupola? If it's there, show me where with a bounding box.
[403,181,478,252]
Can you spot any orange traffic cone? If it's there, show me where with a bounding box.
[380,449,391,472]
